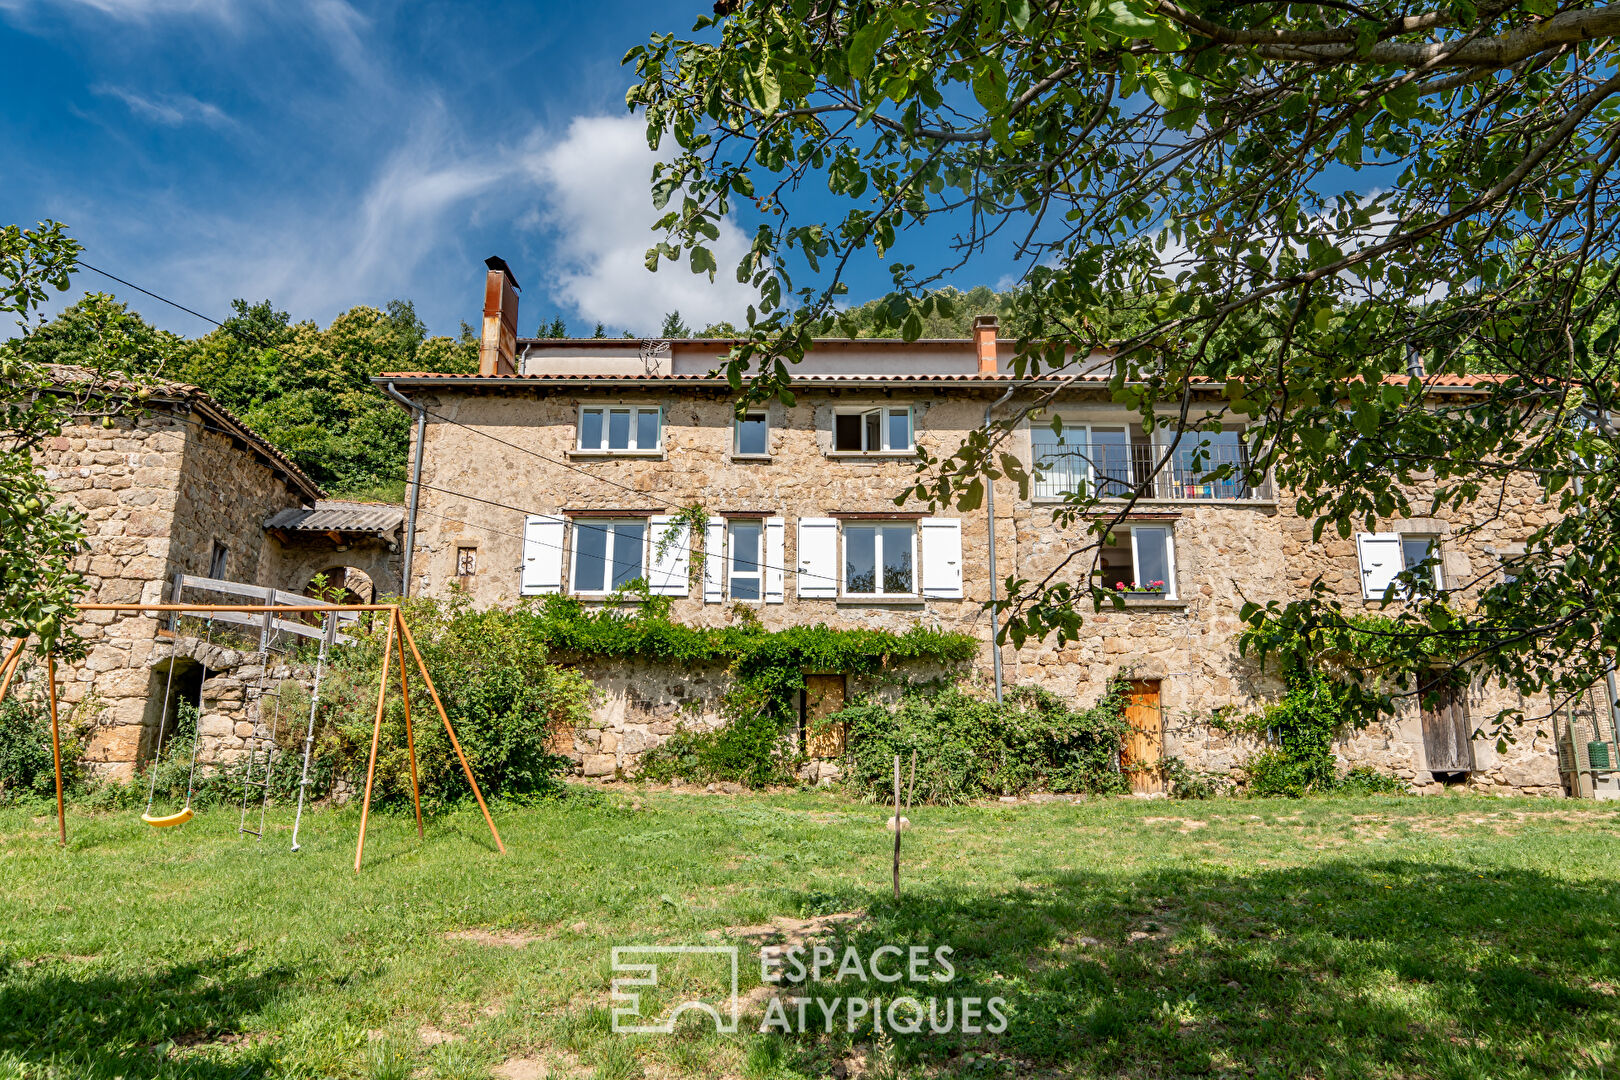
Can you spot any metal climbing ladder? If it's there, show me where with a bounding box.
[238,609,283,840]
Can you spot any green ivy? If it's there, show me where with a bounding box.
[530,594,979,787]
[837,682,1133,803]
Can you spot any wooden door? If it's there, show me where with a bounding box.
[1420,681,1474,774]
[803,674,847,758]
[1121,680,1163,794]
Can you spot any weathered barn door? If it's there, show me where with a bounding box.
[1121,680,1163,794]
[1420,681,1474,774]
[802,674,847,758]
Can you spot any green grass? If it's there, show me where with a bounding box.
[0,790,1617,1078]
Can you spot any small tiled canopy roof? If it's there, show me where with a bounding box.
[264,500,405,535]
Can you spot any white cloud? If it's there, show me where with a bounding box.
[93,84,234,128]
[520,114,758,334]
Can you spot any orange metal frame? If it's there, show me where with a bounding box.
[0,603,504,871]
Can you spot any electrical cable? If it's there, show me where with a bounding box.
[72,264,913,589]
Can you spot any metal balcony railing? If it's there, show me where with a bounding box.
[1031,443,1271,502]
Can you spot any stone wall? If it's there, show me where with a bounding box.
[400,382,1576,794]
[153,634,314,770]
[37,405,312,779]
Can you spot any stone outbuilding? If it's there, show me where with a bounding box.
[32,368,398,779]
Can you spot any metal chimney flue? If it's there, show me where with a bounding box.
[480,256,521,376]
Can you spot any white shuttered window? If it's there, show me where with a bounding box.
[520,516,565,595]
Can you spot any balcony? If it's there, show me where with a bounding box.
[1032,442,1272,502]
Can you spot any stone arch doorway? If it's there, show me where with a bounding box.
[139,651,209,767]
[305,566,376,606]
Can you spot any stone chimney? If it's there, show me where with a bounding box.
[480,256,521,376]
[973,314,1000,375]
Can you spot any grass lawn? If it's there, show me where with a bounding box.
[1,789,1617,1079]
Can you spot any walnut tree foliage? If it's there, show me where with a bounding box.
[0,223,166,655]
[629,0,1620,730]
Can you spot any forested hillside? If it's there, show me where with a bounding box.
[18,286,1038,501]
[15,294,476,501]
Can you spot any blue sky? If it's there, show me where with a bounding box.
[0,0,931,339]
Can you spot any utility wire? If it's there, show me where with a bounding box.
[69,264,901,588]
[78,258,657,499]
[190,418,836,586]
[78,261,226,329]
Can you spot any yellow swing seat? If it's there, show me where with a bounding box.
[142,807,194,828]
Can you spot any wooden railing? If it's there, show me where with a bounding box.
[169,574,350,645]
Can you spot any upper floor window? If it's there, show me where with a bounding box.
[734,411,769,457]
[578,406,661,453]
[1098,525,1176,598]
[844,522,916,596]
[571,519,646,594]
[833,406,912,454]
[1033,417,1264,501]
[1032,420,1139,499]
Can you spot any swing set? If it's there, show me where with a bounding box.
[0,602,503,872]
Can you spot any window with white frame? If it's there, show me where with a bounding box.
[734,410,769,456]
[843,522,916,596]
[1097,525,1176,598]
[570,519,647,593]
[727,519,764,600]
[1356,532,1442,598]
[577,405,661,452]
[833,406,912,453]
[1031,419,1137,499]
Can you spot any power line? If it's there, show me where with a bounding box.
[188,417,834,586]
[78,261,226,329]
[78,258,655,500]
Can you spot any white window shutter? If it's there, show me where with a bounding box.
[764,517,785,603]
[797,517,839,598]
[920,517,964,599]
[520,515,565,595]
[703,521,725,602]
[1357,532,1403,599]
[647,515,690,596]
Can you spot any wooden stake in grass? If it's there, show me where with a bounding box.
[906,748,917,813]
[353,609,397,873]
[47,652,65,847]
[892,754,901,900]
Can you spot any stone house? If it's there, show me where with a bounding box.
[373,264,1610,797]
[35,370,402,778]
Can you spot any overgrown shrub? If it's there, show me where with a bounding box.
[1219,668,1407,798]
[316,594,592,809]
[1336,765,1409,796]
[840,682,1132,803]
[0,675,87,804]
[640,710,799,788]
[1161,755,1226,799]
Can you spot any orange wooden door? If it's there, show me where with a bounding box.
[803,674,847,758]
[1121,680,1163,794]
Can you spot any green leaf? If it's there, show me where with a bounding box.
[1007,0,1031,30]
[973,62,1008,111]
[847,18,889,78]
[901,311,924,342]
[1095,0,1161,38]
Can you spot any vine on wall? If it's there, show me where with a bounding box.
[529,593,980,786]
